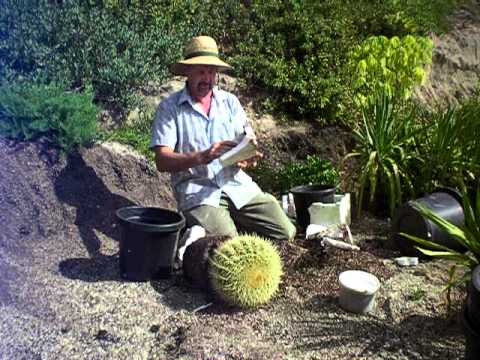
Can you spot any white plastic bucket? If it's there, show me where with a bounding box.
[338,270,380,314]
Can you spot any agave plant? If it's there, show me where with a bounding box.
[401,184,480,288]
[345,91,417,216]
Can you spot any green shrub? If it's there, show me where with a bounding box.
[0,1,195,113]
[251,156,339,195]
[229,0,356,121]
[349,35,433,106]
[209,234,283,308]
[345,91,418,216]
[411,95,480,194]
[0,81,98,153]
[277,156,340,193]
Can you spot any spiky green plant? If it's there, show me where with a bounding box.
[400,183,480,308]
[209,234,283,308]
[344,90,417,216]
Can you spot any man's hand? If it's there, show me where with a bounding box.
[236,150,264,169]
[199,140,237,164]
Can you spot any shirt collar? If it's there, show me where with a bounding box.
[177,85,225,106]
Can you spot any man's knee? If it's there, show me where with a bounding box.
[183,205,238,237]
[259,193,297,241]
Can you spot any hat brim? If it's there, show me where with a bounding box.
[171,56,232,76]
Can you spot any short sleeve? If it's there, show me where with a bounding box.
[150,101,177,150]
[229,94,254,138]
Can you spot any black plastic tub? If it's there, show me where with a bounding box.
[463,305,480,360]
[116,206,185,281]
[391,188,465,256]
[467,266,480,330]
[290,184,336,231]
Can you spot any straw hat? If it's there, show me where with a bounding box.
[171,36,232,76]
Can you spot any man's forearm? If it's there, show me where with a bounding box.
[154,141,237,173]
[155,150,204,172]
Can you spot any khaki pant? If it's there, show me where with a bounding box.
[183,192,296,241]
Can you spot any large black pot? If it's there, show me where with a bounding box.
[467,266,480,330]
[290,184,336,231]
[391,188,465,256]
[116,206,185,281]
[463,305,480,360]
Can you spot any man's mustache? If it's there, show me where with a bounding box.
[198,81,213,89]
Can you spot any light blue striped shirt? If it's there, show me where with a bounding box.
[150,85,262,211]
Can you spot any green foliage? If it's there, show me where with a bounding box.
[277,156,339,193]
[412,95,480,194]
[228,0,357,121]
[413,107,466,194]
[410,287,426,302]
[349,35,433,106]
[251,156,339,195]
[0,81,98,153]
[345,91,418,216]
[401,183,480,288]
[0,1,195,112]
[108,108,155,162]
[209,234,283,308]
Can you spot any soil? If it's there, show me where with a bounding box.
[1,3,479,359]
[0,131,467,360]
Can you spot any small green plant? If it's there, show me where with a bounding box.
[349,35,433,106]
[0,81,98,153]
[209,234,283,308]
[344,91,417,216]
[401,183,480,292]
[107,107,155,162]
[410,287,426,302]
[277,155,340,193]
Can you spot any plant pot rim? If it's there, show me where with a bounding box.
[290,184,336,194]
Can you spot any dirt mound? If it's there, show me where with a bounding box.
[415,3,480,106]
[0,138,174,305]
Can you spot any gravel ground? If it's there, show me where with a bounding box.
[0,137,466,360]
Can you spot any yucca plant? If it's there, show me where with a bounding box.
[345,91,417,216]
[401,183,480,293]
[415,106,472,194]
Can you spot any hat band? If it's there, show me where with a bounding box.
[184,50,219,60]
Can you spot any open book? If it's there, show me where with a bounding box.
[219,134,257,167]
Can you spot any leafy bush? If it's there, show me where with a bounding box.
[349,35,433,106]
[251,155,339,195]
[0,1,195,113]
[0,81,98,153]
[228,0,357,121]
[277,156,340,193]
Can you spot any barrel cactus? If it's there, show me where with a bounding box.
[208,234,283,308]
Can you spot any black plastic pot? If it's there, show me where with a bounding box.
[467,266,480,330]
[463,305,480,360]
[391,188,465,256]
[116,206,185,281]
[290,184,336,231]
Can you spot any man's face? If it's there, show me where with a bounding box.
[187,65,217,100]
